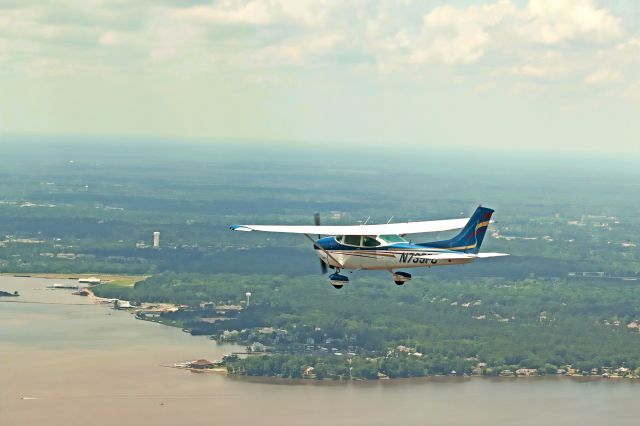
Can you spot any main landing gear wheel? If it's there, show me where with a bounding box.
[392,271,412,286]
[329,271,349,289]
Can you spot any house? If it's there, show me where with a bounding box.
[221,330,240,340]
[215,304,243,315]
[250,342,267,353]
[200,302,215,311]
[614,367,630,376]
[516,368,538,377]
[113,299,132,310]
[471,367,484,376]
[188,359,215,369]
[500,369,515,377]
[472,363,487,375]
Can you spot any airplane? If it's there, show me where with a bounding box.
[230,206,508,289]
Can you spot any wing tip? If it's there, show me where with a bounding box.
[230,225,253,232]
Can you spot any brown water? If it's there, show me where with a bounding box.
[1,276,638,426]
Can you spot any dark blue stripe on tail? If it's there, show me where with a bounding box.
[419,206,494,254]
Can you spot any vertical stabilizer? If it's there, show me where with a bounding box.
[420,206,494,254]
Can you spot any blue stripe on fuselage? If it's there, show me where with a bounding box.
[314,236,462,254]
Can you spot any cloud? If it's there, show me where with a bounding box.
[168,1,272,25]
[258,33,344,66]
[584,68,620,84]
[367,0,626,70]
[98,30,132,46]
[369,1,516,69]
[404,0,516,65]
[0,0,637,94]
[523,0,622,44]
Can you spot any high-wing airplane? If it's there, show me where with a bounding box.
[230,206,508,288]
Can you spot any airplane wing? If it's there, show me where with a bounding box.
[230,218,471,236]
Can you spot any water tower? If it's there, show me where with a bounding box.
[245,292,252,307]
[152,231,160,248]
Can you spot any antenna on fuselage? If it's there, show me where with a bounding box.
[386,216,394,224]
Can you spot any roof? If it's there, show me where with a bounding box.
[190,359,214,366]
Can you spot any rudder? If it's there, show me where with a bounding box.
[421,206,494,254]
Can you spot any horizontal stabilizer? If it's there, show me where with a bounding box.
[473,252,510,258]
[428,252,475,260]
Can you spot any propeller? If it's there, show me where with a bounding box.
[314,212,328,274]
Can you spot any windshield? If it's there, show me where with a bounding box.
[379,234,407,244]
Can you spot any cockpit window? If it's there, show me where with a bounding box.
[335,235,344,244]
[379,234,407,243]
[343,235,362,246]
[362,236,381,247]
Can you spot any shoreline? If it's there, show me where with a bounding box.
[5,274,640,387]
[220,372,640,386]
[0,273,148,286]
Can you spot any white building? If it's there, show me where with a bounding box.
[153,231,160,248]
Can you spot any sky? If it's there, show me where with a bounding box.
[0,0,638,155]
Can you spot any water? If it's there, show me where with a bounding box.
[1,276,638,426]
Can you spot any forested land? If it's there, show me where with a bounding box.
[94,272,640,379]
[2,140,640,379]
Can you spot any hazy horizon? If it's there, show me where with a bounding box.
[1,1,639,156]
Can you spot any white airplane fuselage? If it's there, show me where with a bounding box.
[314,238,476,271]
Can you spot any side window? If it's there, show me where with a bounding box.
[335,235,344,244]
[362,236,380,247]
[343,235,362,246]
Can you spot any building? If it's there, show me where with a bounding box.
[215,304,243,315]
[188,359,216,369]
[250,342,267,352]
[200,302,216,311]
[516,368,538,376]
[153,231,160,248]
[113,299,133,310]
